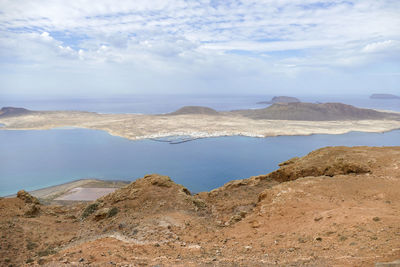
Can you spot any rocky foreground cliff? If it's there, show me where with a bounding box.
[1,146,400,266]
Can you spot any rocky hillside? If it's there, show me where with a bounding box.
[233,102,400,120]
[1,146,400,266]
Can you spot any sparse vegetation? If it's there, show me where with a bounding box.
[37,247,55,257]
[107,207,119,218]
[81,202,99,219]
[26,240,38,250]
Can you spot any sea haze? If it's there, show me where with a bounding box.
[1,128,400,196]
[1,94,399,114]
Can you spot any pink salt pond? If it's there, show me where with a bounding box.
[55,187,117,201]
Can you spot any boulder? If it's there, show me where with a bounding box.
[17,190,40,204]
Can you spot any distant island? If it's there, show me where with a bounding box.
[370,93,400,99]
[257,96,300,104]
[1,102,400,141]
[167,106,219,115]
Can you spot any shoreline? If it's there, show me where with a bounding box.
[1,103,400,142]
[1,121,400,142]
[4,178,130,201]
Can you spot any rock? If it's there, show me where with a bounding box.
[298,237,306,243]
[279,157,299,167]
[314,216,323,222]
[94,208,111,221]
[17,190,40,204]
[149,175,173,187]
[192,198,207,209]
[244,246,252,251]
[375,259,400,267]
[24,204,40,217]
[373,217,381,222]
[107,207,119,218]
[250,220,260,228]
[228,211,247,225]
[267,147,372,183]
[81,202,99,219]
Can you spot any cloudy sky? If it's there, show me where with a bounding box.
[0,0,399,97]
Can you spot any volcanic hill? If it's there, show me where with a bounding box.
[232,102,400,120]
[0,107,32,117]
[168,106,220,115]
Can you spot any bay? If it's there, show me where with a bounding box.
[0,128,399,196]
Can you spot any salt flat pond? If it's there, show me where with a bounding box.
[1,128,399,196]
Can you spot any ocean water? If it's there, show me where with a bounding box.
[1,94,399,113]
[0,128,399,196]
[0,95,268,114]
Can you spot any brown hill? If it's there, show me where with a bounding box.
[1,146,400,266]
[168,106,220,115]
[0,107,32,117]
[233,102,400,120]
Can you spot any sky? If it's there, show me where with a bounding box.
[0,0,399,97]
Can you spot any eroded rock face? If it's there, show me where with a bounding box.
[17,190,40,204]
[92,207,119,221]
[101,174,191,204]
[24,203,40,217]
[267,147,371,182]
[80,174,208,222]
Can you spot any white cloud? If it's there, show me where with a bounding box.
[0,0,399,95]
[362,40,398,53]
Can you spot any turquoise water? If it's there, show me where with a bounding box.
[0,128,399,196]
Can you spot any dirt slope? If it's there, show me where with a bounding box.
[1,146,400,266]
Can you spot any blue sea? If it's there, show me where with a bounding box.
[0,94,400,196]
[1,128,400,196]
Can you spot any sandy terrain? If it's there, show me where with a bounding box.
[1,110,400,141]
[54,187,118,201]
[8,179,130,204]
